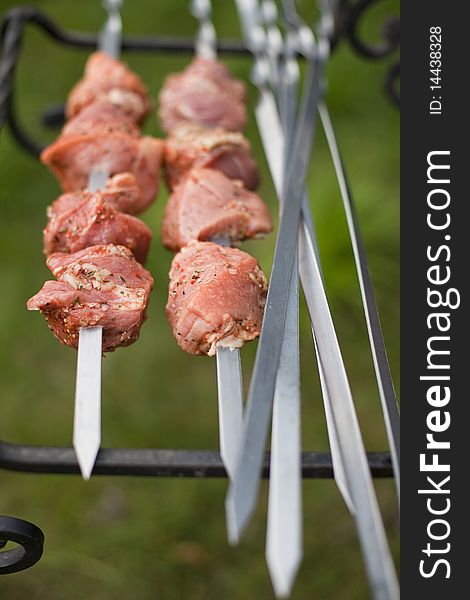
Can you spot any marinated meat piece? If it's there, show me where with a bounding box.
[162,168,272,251]
[50,173,146,217]
[159,57,247,133]
[62,101,140,138]
[27,245,154,352]
[167,241,267,356]
[67,52,151,123]
[164,126,259,190]
[41,133,164,210]
[44,191,152,264]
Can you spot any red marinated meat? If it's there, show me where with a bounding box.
[44,189,152,264]
[67,52,151,123]
[27,245,154,352]
[41,132,164,210]
[159,57,247,133]
[166,241,267,356]
[164,126,259,190]
[162,168,272,251]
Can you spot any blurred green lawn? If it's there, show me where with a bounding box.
[0,1,399,598]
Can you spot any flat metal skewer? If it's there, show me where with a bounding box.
[73,0,123,480]
[318,102,400,501]
[259,3,302,597]
[191,0,244,479]
[279,0,355,515]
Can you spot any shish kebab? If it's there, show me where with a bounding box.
[158,0,273,480]
[28,0,163,479]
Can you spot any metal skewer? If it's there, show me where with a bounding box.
[278,1,355,516]
[190,0,244,479]
[258,3,302,597]
[318,102,400,501]
[73,0,123,480]
[230,1,399,598]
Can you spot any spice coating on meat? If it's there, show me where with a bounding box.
[164,125,259,190]
[166,241,267,356]
[162,168,272,251]
[27,245,154,352]
[159,58,247,133]
[41,133,164,210]
[66,52,151,123]
[44,190,152,264]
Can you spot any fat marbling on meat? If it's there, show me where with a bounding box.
[159,57,247,133]
[162,168,272,251]
[27,245,154,352]
[166,240,267,356]
[67,51,152,123]
[44,188,152,264]
[164,125,259,190]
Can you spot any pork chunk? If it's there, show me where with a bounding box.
[41,132,164,210]
[167,241,267,355]
[159,57,247,133]
[49,173,144,216]
[66,52,151,123]
[162,168,272,251]
[164,126,259,190]
[27,245,154,352]
[44,191,152,264]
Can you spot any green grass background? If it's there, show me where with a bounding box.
[0,1,399,598]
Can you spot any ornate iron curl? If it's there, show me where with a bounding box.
[0,515,44,575]
[336,0,400,105]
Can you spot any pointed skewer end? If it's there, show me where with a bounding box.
[73,442,99,481]
[266,550,302,599]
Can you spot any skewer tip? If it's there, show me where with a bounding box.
[74,441,100,480]
[266,544,302,599]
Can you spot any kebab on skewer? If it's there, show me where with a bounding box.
[27,42,160,477]
[30,56,159,336]
[158,53,272,480]
[159,57,272,353]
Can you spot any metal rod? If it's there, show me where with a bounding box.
[278,0,356,515]
[318,102,400,502]
[0,442,393,478]
[260,3,302,596]
[190,1,245,481]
